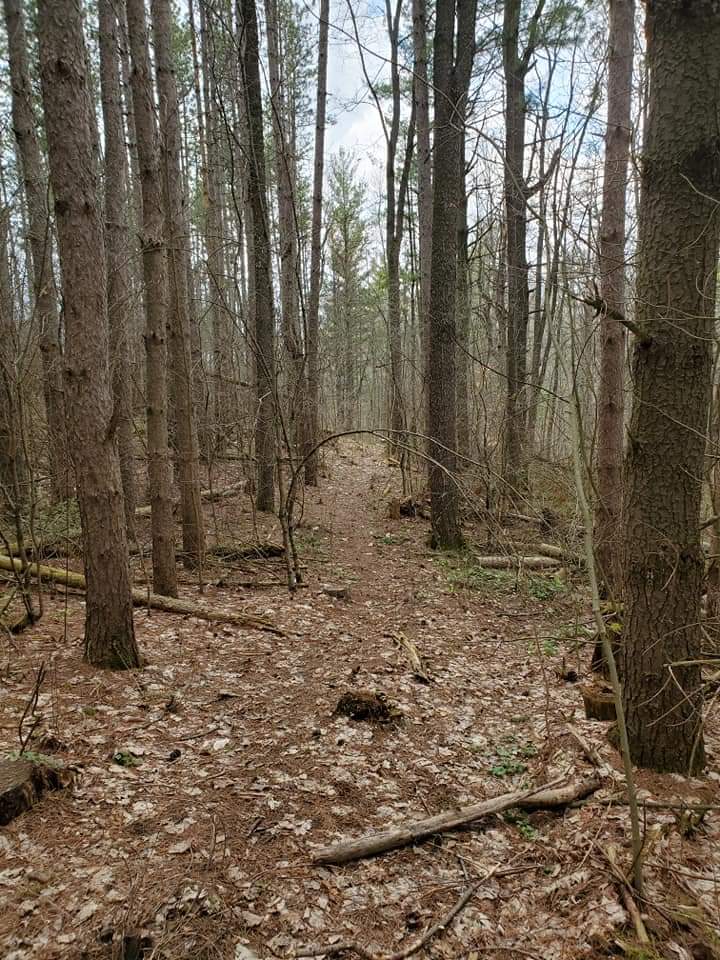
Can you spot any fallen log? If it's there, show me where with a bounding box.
[135,481,247,517]
[538,542,582,564]
[311,776,600,865]
[0,555,283,635]
[474,554,562,570]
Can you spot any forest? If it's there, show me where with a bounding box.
[0,0,719,957]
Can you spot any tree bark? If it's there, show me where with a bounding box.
[594,0,633,599]
[3,0,68,505]
[98,0,138,542]
[126,0,178,597]
[239,0,276,512]
[622,0,720,774]
[37,0,140,669]
[151,0,205,567]
[304,0,329,485]
[456,184,470,463]
[427,0,476,550]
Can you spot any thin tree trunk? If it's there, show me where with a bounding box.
[456,183,470,463]
[3,0,68,505]
[151,0,205,567]
[305,0,329,485]
[98,0,137,541]
[239,0,276,512]
[427,0,476,550]
[412,0,433,441]
[126,0,178,597]
[622,0,720,774]
[594,0,633,599]
[37,0,139,669]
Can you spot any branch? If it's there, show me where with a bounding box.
[570,290,651,346]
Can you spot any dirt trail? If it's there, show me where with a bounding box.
[1,441,718,960]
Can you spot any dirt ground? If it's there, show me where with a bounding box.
[1,441,719,960]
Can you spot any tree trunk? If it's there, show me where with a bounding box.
[622,0,720,774]
[98,0,138,542]
[37,0,139,669]
[427,0,476,550]
[456,183,470,463]
[594,0,633,599]
[412,0,433,442]
[239,0,276,512]
[265,0,305,458]
[151,0,205,567]
[502,0,531,492]
[3,0,68,505]
[126,0,178,597]
[305,0,329,485]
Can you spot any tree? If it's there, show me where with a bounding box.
[3,0,68,505]
[239,0,276,512]
[427,0,476,549]
[621,0,720,774]
[594,0,634,599]
[126,0,178,597]
[37,0,139,669]
[98,0,138,540]
[151,0,205,567]
[304,0,330,484]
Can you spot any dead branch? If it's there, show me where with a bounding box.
[294,863,503,959]
[0,555,283,635]
[311,776,599,865]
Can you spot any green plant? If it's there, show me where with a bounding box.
[489,739,537,777]
[112,750,142,768]
[503,808,538,840]
[527,575,566,601]
[7,750,63,770]
[435,554,514,594]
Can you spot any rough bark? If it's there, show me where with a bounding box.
[37,0,140,669]
[304,0,330,485]
[126,0,178,597]
[265,0,305,455]
[412,0,433,440]
[239,0,276,512]
[3,0,68,505]
[0,208,23,514]
[456,185,470,463]
[427,0,476,549]
[594,0,634,599]
[621,0,720,774]
[151,0,205,567]
[98,0,138,541]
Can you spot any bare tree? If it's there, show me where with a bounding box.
[151,0,205,568]
[239,0,276,512]
[622,0,720,773]
[37,0,139,669]
[126,0,178,597]
[3,0,68,505]
[98,0,138,540]
[594,0,634,598]
[427,0,476,549]
[304,0,330,485]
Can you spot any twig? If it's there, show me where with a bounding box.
[294,863,502,959]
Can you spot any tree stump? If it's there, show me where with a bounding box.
[581,684,617,722]
[0,757,65,826]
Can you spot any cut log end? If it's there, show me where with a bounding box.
[0,757,66,826]
[581,684,617,722]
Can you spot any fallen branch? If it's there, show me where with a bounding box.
[311,776,599,865]
[0,555,283,635]
[537,543,582,565]
[475,555,561,570]
[135,481,247,517]
[294,863,504,959]
[387,631,430,683]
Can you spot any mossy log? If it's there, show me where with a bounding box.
[0,555,283,635]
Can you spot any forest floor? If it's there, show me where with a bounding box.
[1,439,719,960]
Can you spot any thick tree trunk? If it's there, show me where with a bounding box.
[239,0,276,512]
[98,0,138,542]
[304,0,329,485]
[622,0,720,774]
[126,0,178,597]
[594,0,633,599]
[3,0,68,505]
[151,0,205,567]
[427,0,476,550]
[37,0,139,669]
